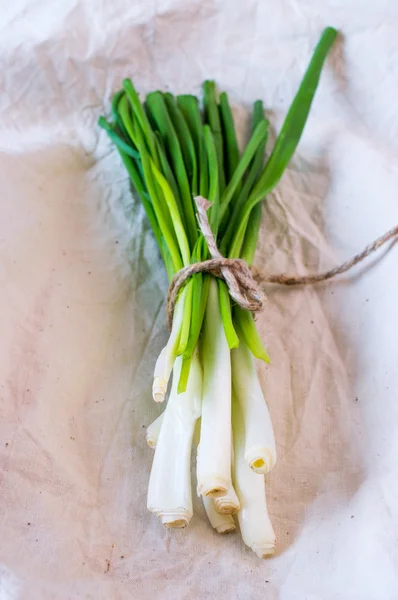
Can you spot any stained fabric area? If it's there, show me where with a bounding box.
[1,2,398,599]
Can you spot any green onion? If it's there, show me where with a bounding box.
[99,26,337,557]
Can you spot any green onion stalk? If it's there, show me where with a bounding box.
[99,27,337,557]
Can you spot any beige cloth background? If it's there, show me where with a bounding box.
[1,1,398,598]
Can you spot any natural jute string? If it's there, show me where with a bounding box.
[166,196,398,329]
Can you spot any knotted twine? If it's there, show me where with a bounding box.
[166,196,398,329]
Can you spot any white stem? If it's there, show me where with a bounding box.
[232,395,276,558]
[231,340,276,474]
[147,353,202,528]
[202,497,236,534]
[197,279,232,498]
[146,412,165,449]
[214,481,240,515]
[152,347,167,403]
[152,289,186,403]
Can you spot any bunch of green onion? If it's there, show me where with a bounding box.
[99,27,337,558]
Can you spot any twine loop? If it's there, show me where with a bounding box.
[166,197,265,329]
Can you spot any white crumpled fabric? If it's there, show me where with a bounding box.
[1,1,398,598]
